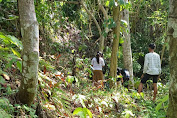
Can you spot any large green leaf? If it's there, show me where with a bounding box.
[0,33,11,45]
[105,1,110,7]
[73,107,83,115]
[155,95,169,112]
[155,102,163,111]
[73,107,92,118]
[11,48,21,58]
[0,32,23,50]
[84,108,92,118]
[161,95,169,103]
[66,75,75,83]
[6,54,19,59]
[16,61,22,73]
[8,15,19,20]
[0,46,9,51]
[73,107,85,118]
[7,35,23,50]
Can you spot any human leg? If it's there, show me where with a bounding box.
[138,83,143,93]
[153,75,158,101]
[138,74,150,93]
[153,83,157,101]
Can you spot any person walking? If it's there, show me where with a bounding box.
[138,43,161,101]
[91,52,105,86]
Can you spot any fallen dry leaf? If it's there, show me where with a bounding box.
[43,103,56,110]
[2,74,10,81]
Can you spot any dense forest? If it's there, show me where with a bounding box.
[0,0,176,117]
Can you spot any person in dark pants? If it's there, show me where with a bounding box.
[138,43,161,101]
[117,67,130,88]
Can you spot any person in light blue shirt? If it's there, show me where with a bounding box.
[138,43,161,101]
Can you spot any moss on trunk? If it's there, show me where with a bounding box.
[110,6,121,78]
[122,2,134,87]
[167,0,177,117]
[18,0,39,106]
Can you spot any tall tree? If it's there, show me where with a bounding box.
[80,0,104,52]
[18,0,39,106]
[98,0,109,52]
[122,0,134,87]
[59,0,108,52]
[109,6,121,78]
[167,0,177,117]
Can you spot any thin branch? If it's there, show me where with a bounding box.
[97,0,109,33]
[80,0,102,36]
[98,0,108,20]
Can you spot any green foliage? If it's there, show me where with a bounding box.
[103,18,116,30]
[0,97,14,114]
[16,61,22,73]
[108,0,129,8]
[130,0,169,78]
[17,105,38,118]
[62,2,80,22]
[73,107,92,118]
[0,32,22,73]
[155,95,168,112]
[0,76,6,84]
[0,32,22,49]
[39,58,55,72]
[0,96,37,117]
[0,0,170,117]
[0,108,11,118]
[66,75,75,84]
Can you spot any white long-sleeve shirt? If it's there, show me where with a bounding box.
[143,52,161,75]
[91,57,105,70]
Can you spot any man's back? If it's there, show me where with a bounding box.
[143,52,161,75]
[139,43,160,101]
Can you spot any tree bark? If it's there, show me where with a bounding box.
[97,0,109,53]
[18,0,39,106]
[160,37,168,64]
[98,0,109,34]
[109,6,121,78]
[167,0,177,117]
[122,1,134,87]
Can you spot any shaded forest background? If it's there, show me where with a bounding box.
[0,0,171,117]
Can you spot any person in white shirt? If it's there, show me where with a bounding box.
[138,43,161,101]
[91,52,105,84]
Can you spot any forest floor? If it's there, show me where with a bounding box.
[0,61,169,118]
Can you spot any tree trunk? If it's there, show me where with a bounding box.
[122,1,134,87]
[99,36,104,52]
[98,0,109,52]
[160,37,168,64]
[109,6,121,78]
[167,0,177,117]
[18,0,39,106]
